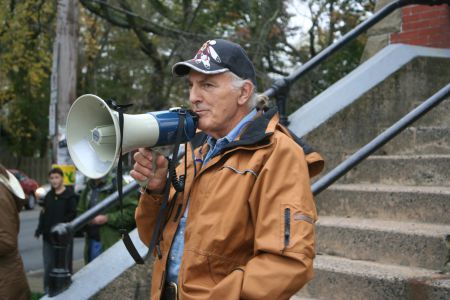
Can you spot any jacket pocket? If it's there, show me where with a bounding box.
[220,165,258,177]
[280,204,316,257]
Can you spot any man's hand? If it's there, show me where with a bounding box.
[130,148,168,194]
[91,214,108,225]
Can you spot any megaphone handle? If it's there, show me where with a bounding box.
[136,149,157,189]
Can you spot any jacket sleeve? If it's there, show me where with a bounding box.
[135,192,164,247]
[35,193,49,236]
[35,209,44,236]
[77,188,88,216]
[65,192,78,222]
[218,134,318,300]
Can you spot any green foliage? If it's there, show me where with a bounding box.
[287,0,375,114]
[0,0,375,157]
[0,0,56,157]
[78,0,295,111]
[30,292,45,300]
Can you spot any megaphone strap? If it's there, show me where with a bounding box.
[107,99,146,264]
[112,104,190,264]
[145,110,189,262]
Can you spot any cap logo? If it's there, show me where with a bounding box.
[192,40,221,70]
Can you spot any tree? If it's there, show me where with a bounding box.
[287,0,376,114]
[0,0,56,157]
[0,0,375,157]
[77,0,295,111]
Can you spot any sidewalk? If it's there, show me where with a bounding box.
[27,259,85,293]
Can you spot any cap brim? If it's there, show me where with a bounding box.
[172,60,229,77]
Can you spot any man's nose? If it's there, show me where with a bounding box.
[189,85,201,104]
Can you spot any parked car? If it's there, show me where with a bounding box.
[8,169,39,210]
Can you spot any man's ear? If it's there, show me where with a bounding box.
[237,80,254,106]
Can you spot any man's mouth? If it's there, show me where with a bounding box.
[194,109,208,115]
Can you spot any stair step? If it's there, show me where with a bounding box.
[297,255,450,300]
[341,154,450,186]
[378,126,450,155]
[316,184,450,224]
[316,216,450,270]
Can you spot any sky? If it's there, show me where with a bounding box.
[286,0,313,45]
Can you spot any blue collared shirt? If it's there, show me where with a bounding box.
[166,109,257,283]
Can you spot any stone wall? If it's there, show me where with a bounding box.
[93,257,154,300]
[304,56,450,178]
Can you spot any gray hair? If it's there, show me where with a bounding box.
[228,72,260,109]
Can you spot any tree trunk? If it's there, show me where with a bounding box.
[50,0,79,163]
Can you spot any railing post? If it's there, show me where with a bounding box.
[48,223,73,296]
[272,78,291,126]
[47,181,138,296]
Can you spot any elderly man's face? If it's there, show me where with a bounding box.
[188,71,249,139]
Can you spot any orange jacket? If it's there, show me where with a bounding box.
[135,108,324,300]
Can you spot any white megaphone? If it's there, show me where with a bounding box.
[66,94,198,179]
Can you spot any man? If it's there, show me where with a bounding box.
[35,167,77,293]
[131,39,324,300]
[0,165,30,300]
[77,174,138,263]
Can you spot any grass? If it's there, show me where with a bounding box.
[30,292,45,300]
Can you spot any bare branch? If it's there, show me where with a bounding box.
[80,0,209,39]
[149,0,178,24]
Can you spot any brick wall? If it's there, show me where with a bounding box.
[390,4,450,48]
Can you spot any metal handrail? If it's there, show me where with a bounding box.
[47,181,139,296]
[312,83,450,195]
[267,0,449,124]
[48,0,448,296]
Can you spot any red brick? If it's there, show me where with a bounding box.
[401,5,443,16]
[402,16,450,30]
[402,18,450,31]
[403,22,450,33]
[391,31,450,48]
[403,9,449,22]
[409,4,449,15]
[393,28,442,40]
[391,34,428,44]
[428,32,450,43]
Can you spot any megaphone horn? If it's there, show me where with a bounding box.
[66,94,198,179]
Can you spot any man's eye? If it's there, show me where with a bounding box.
[203,83,214,88]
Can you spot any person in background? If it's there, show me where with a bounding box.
[35,167,77,294]
[77,174,138,264]
[0,164,31,300]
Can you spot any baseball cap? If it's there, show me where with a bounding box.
[172,39,257,86]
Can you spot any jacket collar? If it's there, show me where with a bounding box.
[222,106,279,151]
[189,106,278,153]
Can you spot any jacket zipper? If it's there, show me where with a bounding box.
[173,203,183,222]
[284,208,290,249]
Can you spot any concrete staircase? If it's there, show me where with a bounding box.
[294,99,450,299]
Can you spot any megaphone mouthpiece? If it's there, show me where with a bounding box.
[91,125,116,145]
